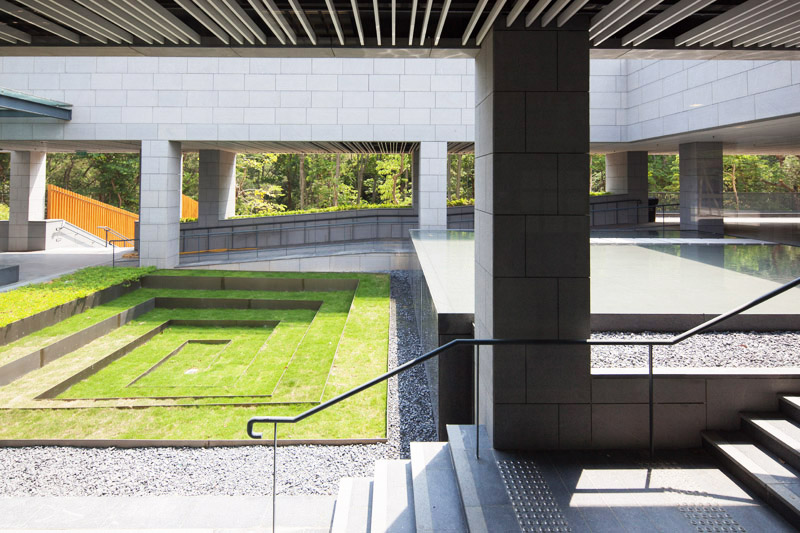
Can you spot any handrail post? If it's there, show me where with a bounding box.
[475,344,480,460]
[273,422,277,533]
[648,344,654,458]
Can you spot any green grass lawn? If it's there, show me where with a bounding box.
[0,270,390,441]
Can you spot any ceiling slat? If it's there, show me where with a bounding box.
[675,0,788,47]
[592,0,662,45]
[462,0,488,45]
[408,0,418,45]
[350,0,364,46]
[222,0,268,45]
[506,0,531,27]
[247,0,289,45]
[0,22,31,43]
[76,0,163,44]
[262,0,296,44]
[419,0,434,46]
[0,0,79,43]
[434,0,452,46]
[14,0,108,42]
[621,0,716,47]
[324,0,344,45]
[173,0,229,44]
[476,0,507,45]
[288,0,317,45]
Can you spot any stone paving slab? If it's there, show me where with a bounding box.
[0,495,335,532]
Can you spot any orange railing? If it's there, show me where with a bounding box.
[47,184,138,241]
[182,194,198,220]
[46,184,199,241]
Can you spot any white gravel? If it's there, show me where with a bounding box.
[0,271,436,497]
[592,331,800,368]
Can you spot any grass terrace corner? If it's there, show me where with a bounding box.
[0,268,390,442]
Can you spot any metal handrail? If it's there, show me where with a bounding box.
[98,226,129,246]
[109,238,137,267]
[247,275,800,530]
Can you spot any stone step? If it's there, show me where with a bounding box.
[331,477,373,533]
[703,431,800,530]
[742,413,800,472]
[370,459,415,533]
[446,425,520,533]
[410,441,468,533]
[779,396,800,424]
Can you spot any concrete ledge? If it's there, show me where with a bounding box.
[0,438,387,447]
[0,280,142,347]
[0,265,19,286]
[591,313,800,332]
[0,299,155,387]
[154,296,322,311]
[143,274,358,292]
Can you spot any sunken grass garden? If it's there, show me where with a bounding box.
[0,267,390,441]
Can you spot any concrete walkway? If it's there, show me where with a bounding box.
[0,495,335,532]
[0,247,129,292]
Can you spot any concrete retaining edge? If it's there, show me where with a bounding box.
[0,438,387,447]
[0,280,142,347]
[591,313,800,332]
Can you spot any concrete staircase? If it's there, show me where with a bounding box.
[703,395,800,530]
[330,425,520,532]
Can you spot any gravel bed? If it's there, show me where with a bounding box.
[592,331,800,368]
[0,271,436,497]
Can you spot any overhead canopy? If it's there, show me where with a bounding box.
[0,1,797,59]
[0,87,71,120]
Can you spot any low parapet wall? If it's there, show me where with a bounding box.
[180,208,418,254]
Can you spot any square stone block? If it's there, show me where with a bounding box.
[491,92,526,153]
[559,404,591,449]
[558,278,590,339]
[492,153,558,215]
[526,92,589,154]
[526,345,590,404]
[557,31,590,92]
[592,404,648,449]
[492,215,525,277]
[492,277,558,338]
[655,403,705,449]
[493,31,557,92]
[493,345,526,404]
[494,403,558,450]
[525,215,589,278]
[557,154,590,215]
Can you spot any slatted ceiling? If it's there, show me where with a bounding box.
[181,140,420,154]
[324,0,344,44]
[0,1,798,51]
[721,9,800,48]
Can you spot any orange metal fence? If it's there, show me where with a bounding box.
[47,184,138,241]
[182,195,198,220]
[47,184,200,242]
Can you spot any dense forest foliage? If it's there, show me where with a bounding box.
[0,151,797,217]
[0,152,475,217]
[590,154,800,195]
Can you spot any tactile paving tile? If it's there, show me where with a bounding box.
[497,459,572,533]
[679,504,746,533]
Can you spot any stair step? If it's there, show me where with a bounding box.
[370,459,415,533]
[331,477,373,533]
[742,413,800,472]
[411,442,468,533]
[780,396,800,423]
[703,431,800,529]
[446,425,521,533]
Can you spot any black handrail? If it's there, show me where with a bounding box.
[247,274,800,531]
[249,274,800,434]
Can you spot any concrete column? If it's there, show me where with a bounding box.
[412,141,447,229]
[605,151,649,223]
[139,140,182,268]
[198,150,236,227]
[8,151,46,252]
[679,142,723,234]
[475,20,591,450]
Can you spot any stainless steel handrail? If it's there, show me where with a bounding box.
[98,226,129,246]
[247,275,800,530]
